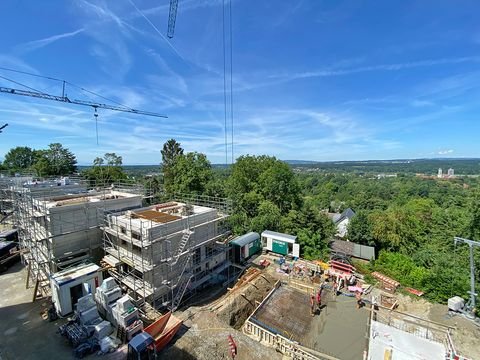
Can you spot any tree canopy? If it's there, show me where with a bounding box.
[161,139,184,195]
[83,152,127,185]
[2,143,77,176]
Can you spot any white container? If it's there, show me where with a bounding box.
[101,278,117,292]
[116,296,133,313]
[448,296,465,312]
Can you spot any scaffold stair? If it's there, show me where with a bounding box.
[176,229,193,257]
[170,273,193,312]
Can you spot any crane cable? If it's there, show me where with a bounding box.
[222,0,228,167]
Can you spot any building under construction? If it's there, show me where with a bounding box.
[0,175,144,296]
[102,195,231,310]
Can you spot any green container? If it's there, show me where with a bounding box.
[248,239,261,257]
[272,239,288,255]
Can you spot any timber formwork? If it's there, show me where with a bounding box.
[102,193,231,310]
[0,175,144,296]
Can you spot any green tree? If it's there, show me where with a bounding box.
[3,146,37,172]
[469,187,480,241]
[227,155,301,233]
[43,143,77,175]
[251,201,281,233]
[161,139,184,195]
[83,152,127,185]
[169,152,213,194]
[348,210,375,246]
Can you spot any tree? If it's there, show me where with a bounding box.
[469,187,480,241]
[83,152,127,185]
[3,146,37,172]
[169,152,213,194]
[227,155,301,233]
[161,139,184,194]
[258,161,301,212]
[251,201,281,233]
[348,210,375,246]
[43,143,77,175]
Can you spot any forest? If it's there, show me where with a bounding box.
[2,140,480,304]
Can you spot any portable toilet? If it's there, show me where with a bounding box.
[50,262,102,316]
[231,232,261,263]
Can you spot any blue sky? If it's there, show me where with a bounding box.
[0,0,479,165]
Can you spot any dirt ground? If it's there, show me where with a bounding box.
[162,306,282,360]
[394,293,480,359]
[215,271,277,329]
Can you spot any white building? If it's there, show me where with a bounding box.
[14,186,142,296]
[447,168,454,177]
[333,208,356,238]
[102,200,230,310]
[438,168,443,178]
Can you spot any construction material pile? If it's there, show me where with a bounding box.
[95,277,122,323]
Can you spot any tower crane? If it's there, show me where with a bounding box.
[453,236,480,320]
[0,123,7,133]
[167,0,179,38]
[0,82,167,143]
[0,86,166,118]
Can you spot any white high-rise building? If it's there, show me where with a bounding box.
[437,168,443,178]
[448,168,454,177]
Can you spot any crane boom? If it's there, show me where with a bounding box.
[0,86,167,118]
[167,0,179,38]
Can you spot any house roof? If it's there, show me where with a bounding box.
[335,208,356,224]
[231,232,260,247]
[261,230,297,243]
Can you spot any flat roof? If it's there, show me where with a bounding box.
[132,210,181,224]
[44,190,139,208]
[368,320,446,359]
[51,263,100,286]
[261,230,297,243]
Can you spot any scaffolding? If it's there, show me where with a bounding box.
[102,193,231,311]
[0,175,145,297]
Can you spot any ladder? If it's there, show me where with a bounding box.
[176,229,193,257]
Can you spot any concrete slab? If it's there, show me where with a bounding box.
[0,262,72,360]
[368,320,446,360]
[251,285,369,360]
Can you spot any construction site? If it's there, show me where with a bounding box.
[1,172,479,359]
[1,2,480,359]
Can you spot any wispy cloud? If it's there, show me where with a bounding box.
[269,56,480,82]
[16,29,85,53]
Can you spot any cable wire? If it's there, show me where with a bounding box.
[0,66,64,83]
[222,0,228,167]
[0,74,47,94]
[0,65,134,111]
[229,0,234,165]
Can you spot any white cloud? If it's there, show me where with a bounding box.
[437,149,454,155]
